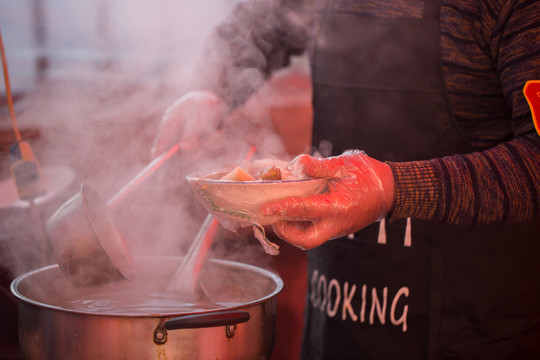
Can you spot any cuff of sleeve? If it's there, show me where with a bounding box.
[385,160,443,222]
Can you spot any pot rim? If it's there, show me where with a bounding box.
[10,257,284,318]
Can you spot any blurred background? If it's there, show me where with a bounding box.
[0,0,237,177]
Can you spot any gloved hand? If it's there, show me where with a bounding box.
[258,150,394,249]
[151,90,228,158]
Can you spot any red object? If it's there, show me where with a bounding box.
[523,80,540,136]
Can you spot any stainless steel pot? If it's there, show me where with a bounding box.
[11,256,283,360]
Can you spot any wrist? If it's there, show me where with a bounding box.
[369,158,395,214]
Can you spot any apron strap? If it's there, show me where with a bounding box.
[377,218,387,244]
[377,217,413,247]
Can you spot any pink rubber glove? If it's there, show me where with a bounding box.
[151,90,228,157]
[259,150,395,249]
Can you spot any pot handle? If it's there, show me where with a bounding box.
[164,310,250,330]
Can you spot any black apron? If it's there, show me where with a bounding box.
[302,0,540,359]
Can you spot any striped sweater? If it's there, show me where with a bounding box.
[389,0,540,225]
[194,0,540,226]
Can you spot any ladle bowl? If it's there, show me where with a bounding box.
[44,142,184,286]
[45,183,135,286]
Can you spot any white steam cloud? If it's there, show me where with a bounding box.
[0,0,309,284]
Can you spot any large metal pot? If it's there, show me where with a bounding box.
[10,256,283,360]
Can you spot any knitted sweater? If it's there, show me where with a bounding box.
[390,0,540,225]
[194,0,540,226]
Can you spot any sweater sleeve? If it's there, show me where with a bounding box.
[388,134,540,225]
[387,0,540,225]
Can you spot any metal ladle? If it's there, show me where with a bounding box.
[166,145,257,296]
[46,143,256,288]
[45,142,185,286]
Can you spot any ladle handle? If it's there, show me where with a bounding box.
[175,213,219,291]
[107,142,181,209]
[167,145,257,294]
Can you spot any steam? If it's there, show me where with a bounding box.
[1,0,311,288]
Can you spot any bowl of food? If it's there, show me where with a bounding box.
[187,159,327,230]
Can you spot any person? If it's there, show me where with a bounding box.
[152,0,540,358]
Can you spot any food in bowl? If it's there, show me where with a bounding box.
[187,160,327,255]
[221,164,284,181]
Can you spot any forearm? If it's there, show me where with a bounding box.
[387,133,540,225]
